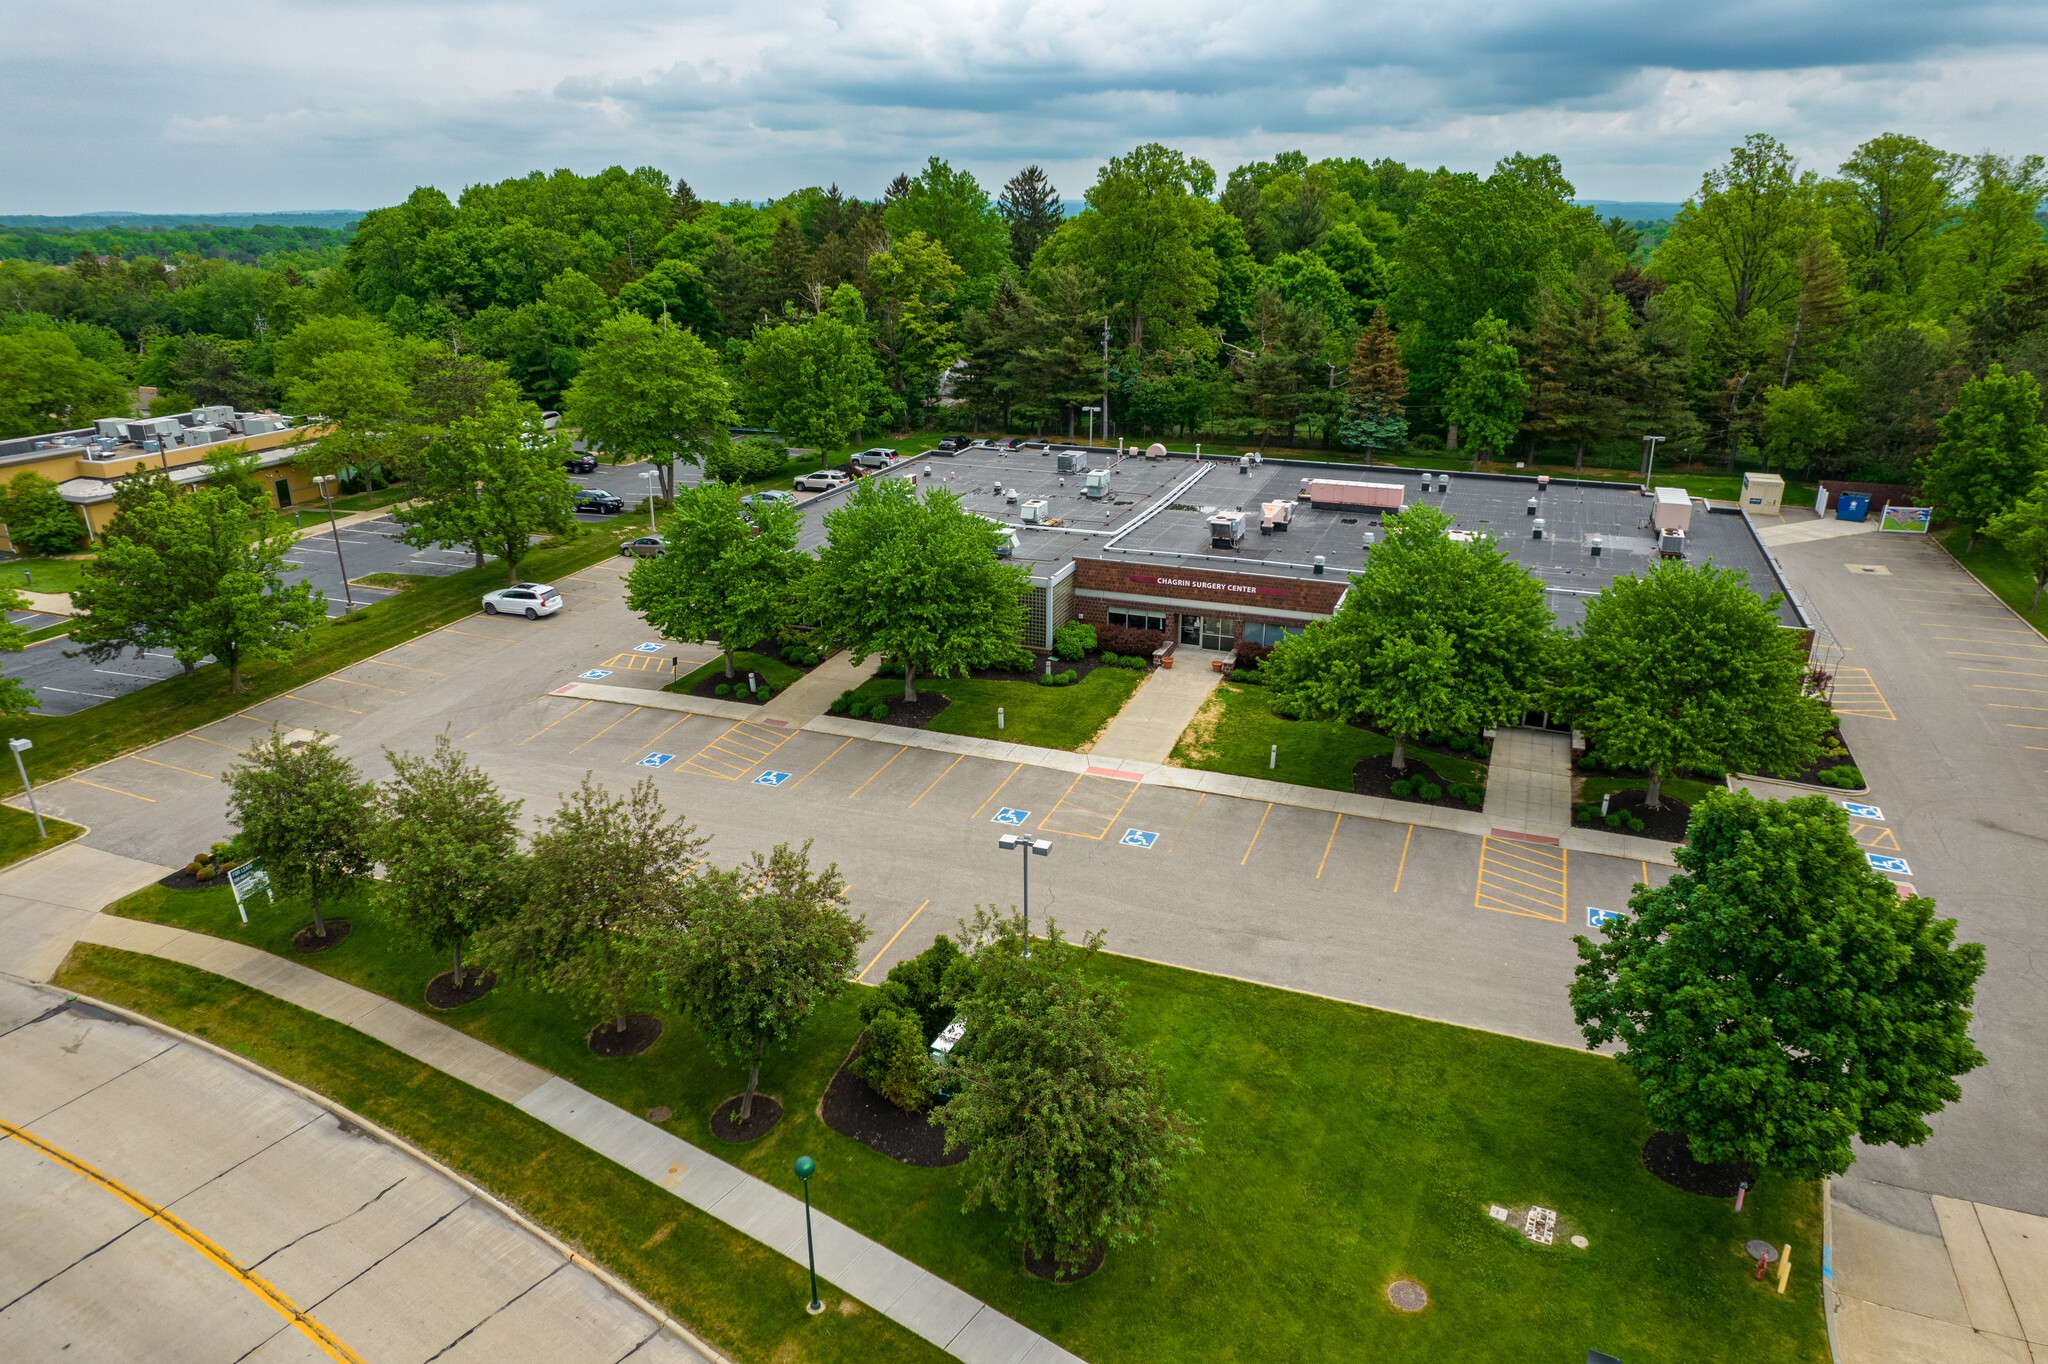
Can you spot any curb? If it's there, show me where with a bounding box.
[0,816,91,875]
[54,983,737,1364]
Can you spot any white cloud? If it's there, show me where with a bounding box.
[1,0,2042,213]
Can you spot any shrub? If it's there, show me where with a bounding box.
[1690,764,1726,782]
[874,659,906,678]
[1097,624,1165,659]
[705,434,789,483]
[194,863,217,881]
[1416,782,1442,802]
[830,691,855,715]
[1817,765,1864,788]
[1390,778,1412,797]
[1232,640,1273,673]
[859,935,964,1040]
[1052,621,1097,661]
[759,685,776,701]
[1626,814,1646,832]
[1606,810,1627,829]
[850,1009,938,1112]
[713,683,731,696]
[1037,669,1078,687]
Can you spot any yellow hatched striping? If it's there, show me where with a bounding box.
[1475,836,1567,921]
[1851,822,1901,852]
[679,720,792,780]
[1038,772,1140,840]
[1829,667,1895,721]
[601,652,675,673]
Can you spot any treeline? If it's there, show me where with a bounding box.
[3,136,2045,493]
[0,222,352,265]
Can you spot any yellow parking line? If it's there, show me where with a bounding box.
[1038,773,1139,840]
[66,777,155,802]
[325,677,404,693]
[363,659,443,675]
[1166,793,1205,853]
[969,764,1024,821]
[521,700,592,744]
[570,706,643,754]
[1393,824,1413,892]
[907,755,963,809]
[859,901,929,982]
[282,693,363,715]
[1975,685,2048,695]
[1240,802,1273,865]
[1958,668,2048,677]
[625,714,697,762]
[124,755,213,780]
[1476,836,1566,920]
[182,733,242,750]
[0,1119,365,1364]
[846,747,907,800]
[1989,703,2048,712]
[1315,814,1341,879]
[793,737,853,786]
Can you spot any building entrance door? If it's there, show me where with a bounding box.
[1180,615,1202,646]
[1197,617,1236,651]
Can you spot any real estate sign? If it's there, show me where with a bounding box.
[227,859,271,924]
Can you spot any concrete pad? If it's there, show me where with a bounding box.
[236,1327,342,1362]
[1833,1200,1971,1327]
[551,681,757,720]
[0,1133,149,1303]
[74,914,184,956]
[1975,1203,2048,1344]
[434,1262,709,1364]
[948,1305,1044,1364]
[1089,653,1224,764]
[0,843,170,912]
[1835,1293,2031,1363]
[1935,1196,2029,1340]
[804,1209,881,1284]
[347,1001,551,1103]
[725,1184,811,1260]
[757,649,873,726]
[829,1240,927,1314]
[0,1002,174,1124]
[1014,1340,1091,1364]
[513,1078,747,1209]
[618,1328,718,1364]
[889,1268,984,1349]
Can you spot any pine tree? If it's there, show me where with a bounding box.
[998,165,1065,271]
[762,215,814,318]
[1340,304,1408,459]
[1776,237,1854,389]
[1523,276,1641,471]
[668,176,703,225]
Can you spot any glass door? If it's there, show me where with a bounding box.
[1180,615,1203,646]
[1200,617,1236,651]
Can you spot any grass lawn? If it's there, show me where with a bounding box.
[1575,772,1721,810]
[666,650,805,695]
[1171,682,1487,792]
[1940,528,2048,636]
[322,484,411,514]
[20,620,73,644]
[0,518,648,799]
[0,802,84,867]
[850,667,1144,751]
[0,554,93,597]
[52,944,949,1364]
[100,883,1828,1363]
[351,571,436,591]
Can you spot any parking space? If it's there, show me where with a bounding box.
[1037,771,1143,840]
[1475,834,1568,921]
[677,720,797,781]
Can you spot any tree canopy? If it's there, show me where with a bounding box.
[625,479,805,677]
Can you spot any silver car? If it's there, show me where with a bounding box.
[794,469,851,492]
[618,536,666,558]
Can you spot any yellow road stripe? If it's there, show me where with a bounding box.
[907,755,963,809]
[0,1119,365,1364]
[969,763,1024,821]
[570,706,643,754]
[123,755,213,780]
[1475,835,1566,921]
[845,747,907,799]
[859,901,929,982]
[1393,824,1413,892]
[67,777,155,802]
[1240,802,1273,865]
[520,699,592,744]
[792,737,853,786]
[1315,815,1341,879]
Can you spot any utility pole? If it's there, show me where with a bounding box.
[1101,318,1111,448]
[1640,434,1667,483]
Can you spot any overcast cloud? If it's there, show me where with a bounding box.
[4,0,2044,213]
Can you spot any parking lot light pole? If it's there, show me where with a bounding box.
[998,833,1050,955]
[793,1156,823,1314]
[9,738,45,839]
[640,469,660,533]
[1082,406,1100,448]
[310,475,356,614]
[1639,434,1666,483]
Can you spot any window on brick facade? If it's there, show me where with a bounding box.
[1241,621,1303,646]
[1108,609,1168,632]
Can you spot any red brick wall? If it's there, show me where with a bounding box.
[1071,557,1346,627]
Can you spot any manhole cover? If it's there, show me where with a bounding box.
[1845,564,1892,575]
[1387,1279,1428,1311]
[646,1106,672,1122]
[1744,1239,1779,1262]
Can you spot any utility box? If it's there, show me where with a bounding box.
[1021,498,1049,524]
[1083,469,1110,499]
[1836,490,1871,523]
[1056,450,1085,474]
[1651,486,1693,533]
[1209,510,1247,547]
[1741,472,1785,516]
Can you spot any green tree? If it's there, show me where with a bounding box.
[394,392,577,585]
[1262,502,1550,770]
[1522,273,1641,471]
[0,584,37,716]
[66,468,201,675]
[0,330,130,439]
[936,906,1201,1276]
[1922,364,2048,550]
[1339,304,1408,457]
[1570,789,1985,1179]
[1761,372,1859,478]
[289,346,412,494]
[0,471,84,556]
[374,736,526,990]
[562,312,738,501]
[1928,155,2047,318]
[200,443,269,509]
[224,730,376,942]
[643,841,864,1122]
[1825,133,1963,301]
[625,480,805,679]
[476,775,706,1034]
[1986,475,2048,609]
[1443,313,1528,459]
[867,231,966,408]
[1054,143,1220,358]
[808,476,1028,702]
[997,165,1065,271]
[730,286,893,449]
[270,315,404,393]
[1550,561,1830,808]
[884,158,1012,300]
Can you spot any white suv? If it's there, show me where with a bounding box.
[850,448,899,468]
[482,583,562,619]
[794,469,852,492]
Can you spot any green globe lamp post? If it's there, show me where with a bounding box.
[793,1155,823,1314]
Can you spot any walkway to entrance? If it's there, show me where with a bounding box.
[1482,728,1575,833]
[1090,650,1231,764]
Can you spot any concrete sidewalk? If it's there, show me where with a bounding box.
[0,843,173,983]
[67,914,1084,1364]
[1089,651,1228,763]
[1483,729,1574,830]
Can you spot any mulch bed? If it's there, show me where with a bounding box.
[1778,726,1864,788]
[1353,754,1485,810]
[820,1046,967,1168]
[969,654,1117,684]
[864,693,955,730]
[1574,788,1692,844]
[1643,1129,1751,1197]
[687,670,770,705]
[586,1013,664,1058]
[1024,1243,1106,1283]
[292,919,352,953]
[157,866,232,891]
[424,969,497,1010]
[745,637,821,672]
[710,1093,784,1143]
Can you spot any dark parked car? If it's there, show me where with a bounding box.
[997,437,1024,450]
[934,436,969,452]
[572,487,625,514]
[1021,438,1049,450]
[564,453,596,473]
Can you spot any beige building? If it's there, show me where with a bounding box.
[0,408,329,552]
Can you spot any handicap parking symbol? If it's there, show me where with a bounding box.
[580,669,613,680]
[637,753,675,768]
[634,642,663,653]
[1866,853,1911,875]
[1587,906,1625,929]
[753,771,791,787]
[1120,829,1159,849]
[1843,802,1884,821]
[991,807,1030,826]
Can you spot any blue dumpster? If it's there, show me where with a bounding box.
[1836,491,1870,522]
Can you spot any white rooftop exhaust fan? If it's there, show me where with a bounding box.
[1437,474,1450,492]
[1532,518,1546,539]
[1313,554,1326,575]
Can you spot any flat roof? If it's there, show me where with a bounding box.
[790,451,1802,629]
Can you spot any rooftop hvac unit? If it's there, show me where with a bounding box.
[994,531,1018,558]
[1651,486,1693,533]
[192,404,233,425]
[94,418,127,440]
[1209,510,1246,547]
[1260,500,1294,534]
[1083,469,1111,499]
[1659,527,1687,558]
[1304,479,1404,510]
[1056,451,1085,473]
[1021,498,1049,524]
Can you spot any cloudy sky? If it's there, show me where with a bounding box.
[5,0,2045,214]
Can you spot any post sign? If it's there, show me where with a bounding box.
[227,859,271,925]
[1879,505,1931,534]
